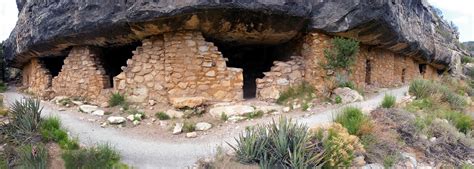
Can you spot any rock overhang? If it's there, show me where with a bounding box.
[3,0,463,70]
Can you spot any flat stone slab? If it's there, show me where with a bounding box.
[209,105,255,117]
[170,97,206,109]
[79,105,98,113]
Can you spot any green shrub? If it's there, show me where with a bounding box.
[59,138,80,150]
[229,117,325,168]
[335,96,342,104]
[109,92,125,107]
[302,102,310,111]
[277,81,315,105]
[442,110,473,134]
[335,107,366,135]
[155,112,170,120]
[381,95,396,108]
[244,111,264,119]
[322,37,360,71]
[409,79,435,99]
[383,154,398,168]
[18,144,48,169]
[40,117,79,150]
[0,82,7,93]
[62,144,121,169]
[4,98,42,144]
[220,112,228,121]
[183,121,196,132]
[409,79,467,109]
[461,55,474,64]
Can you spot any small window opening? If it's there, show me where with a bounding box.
[401,68,406,83]
[418,64,427,75]
[365,59,372,85]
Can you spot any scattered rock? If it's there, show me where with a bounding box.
[58,108,66,111]
[195,122,212,131]
[283,107,291,112]
[92,110,105,116]
[332,87,364,104]
[100,102,109,108]
[209,105,255,117]
[127,115,135,121]
[170,97,205,108]
[173,123,183,134]
[133,120,140,125]
[186,132,198,138]
[71,100,84,106]
[52,96,68,104]
[254,105,283,113]
[228,116,246,122]
[100,122,107,128]
[148,99,156,106]
[79,105,98,113]
[353,156,366,166]
[166,109,184,118]
[362,163,384,169]
[107,116,126,124]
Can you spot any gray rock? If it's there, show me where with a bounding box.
[92,110,105,116]
[3,0,464,74]
[195,122,212,131]
[332,87,364,104]
[362,163,384,169]
[173,123,183,135]
[209,105,255,118]
[107,116,126,124]
[79,105,98,113]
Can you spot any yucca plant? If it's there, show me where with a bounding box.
[3,97,42,144]
[229,125,268,164]
[381,94,396,108]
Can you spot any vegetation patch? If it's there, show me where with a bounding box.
[62,144,126,169]
[18,143,49,169]
[0,82,7,93]
[155,112,170,120]
[276,81,315,106]
[409,79,467,109]
[40,117,79,150]
[109,92,126,107]
[381,94,396,108]
[3,98,42,144]
[334,107,370,136]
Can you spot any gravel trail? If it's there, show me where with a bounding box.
[3,86,408,168]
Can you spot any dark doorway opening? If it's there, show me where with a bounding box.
[418,64,427,75]
[211,41,291,99]
[40,56,67,77]
[100,42,142,87]
[401,68,406,83]
[365,59,372,85]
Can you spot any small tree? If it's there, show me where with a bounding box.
[322,37,360,72]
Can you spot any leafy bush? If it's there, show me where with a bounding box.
[0,82,7,93]
[322,37,360,71]
[62,144,122,169]
[155,112,170,120]
[381,95,396,108]
[3,98,42,144]
[244,111,264,119]
[183,121,196,132]
[108,92,126,107]
[220,112,228,121]
[409,79,466,109]
[40,117,79,150]
[442,110,474,134]
[335,73,356,89]
[335,96,342,104]
[230,117,325,168]
[461,55,474,64]
[276,81,315,105]
[409,79,435,99]
[335,107,367,135]
[18,144,48,169]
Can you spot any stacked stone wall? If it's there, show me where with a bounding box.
[21,58,52,97]
[256,56,305,100]
[114,31,243,104]
[52,46,110,103]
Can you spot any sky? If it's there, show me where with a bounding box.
[0,0,473,42]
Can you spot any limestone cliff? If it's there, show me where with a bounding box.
[2,0,464,72]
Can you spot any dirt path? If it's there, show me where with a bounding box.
[3,86,408,168]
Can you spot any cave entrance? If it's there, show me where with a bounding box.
[419,64,427,76]
[40,56,67,77]
[100,42,142,88]
[212,41,290,99]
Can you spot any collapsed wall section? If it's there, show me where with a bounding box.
[52,46,110,102]
[21,58,53,97]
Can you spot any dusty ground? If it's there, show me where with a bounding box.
[2,86,409,168]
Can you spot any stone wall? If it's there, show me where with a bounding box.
[114,31,243,104]
[21,58,52,97]
[256,56,305,101]
[52,46,110,103]
[300,32,438,95]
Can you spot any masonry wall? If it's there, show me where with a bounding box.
[256,56,305,101]
[114,31,243,104]
[300,32,436,95]
[21,58,52,97]
[52,47,110,102]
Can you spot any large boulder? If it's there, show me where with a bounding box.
[170,97,206,109]
[332,87,364,104]
[3,0,464,72]
[209,105,255,118]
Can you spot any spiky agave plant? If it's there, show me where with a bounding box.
[3,97,42,144]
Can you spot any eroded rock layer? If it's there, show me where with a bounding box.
[3,0,464,71]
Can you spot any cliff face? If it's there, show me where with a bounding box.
[3,0,464,71]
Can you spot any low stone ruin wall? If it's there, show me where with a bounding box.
[52,46,111,103]
[113,31,243,104]
[256,56,305,101]
[21,58,52,97]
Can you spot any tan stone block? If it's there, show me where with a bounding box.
[134,76,144,83]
